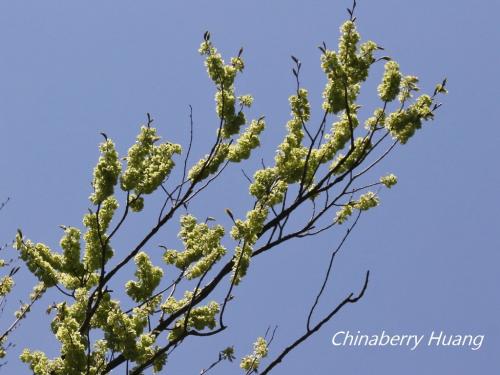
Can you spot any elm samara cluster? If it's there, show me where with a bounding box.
[11,16,446,375]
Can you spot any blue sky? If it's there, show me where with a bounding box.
[0,1,499,374]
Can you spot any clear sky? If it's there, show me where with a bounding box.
[0,1,499,374]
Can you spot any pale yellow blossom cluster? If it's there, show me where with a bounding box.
[12,15,447,375]
[240,337,268,372]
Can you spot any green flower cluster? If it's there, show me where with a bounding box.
[59,227,85,286]
[15,236,62,287]
[0,338,5,360]
[189,37,266,183]
[101,301,165,372]
[96,295,165,371]
[89,140,121,205]
[238,94,254,107]
[249,168,288,206]
[228,118,266,162]
[15,201,114,290]
[82,196,118,273]
[335,191,380,224]
[22,288,132,373]
[14,122,229,373]
[128,193,144,213]
[335,203,354,224]
[398,75,419,103]
[385,94,433,144]
[13,17,447,375]
[132,333,166,373]
[126,252,163,302]
[121,126,181,200]
[380,174,398,188]
[321,21,377,114]
[104,307,148,358]
[331,137,371,174]
[275,89,310,183]
[188,143,230,182]
[364,107,386,130]
[15,282,45,320]
[232,90,309,283]
[23,286,165,374]
[355,191,380,210]
[316,108,359,164]
[164,215,226,279]
[9,282,47,366]
[169,301,220,341]
[267,21,378,192]
[240,337,268,372]
[16,131,170,371]
[0,275,13,297]
[231,243,253,284]
[199,39,247,138]
[20,350,59,375]
[162,290,197,314]
[378,61,401,102]
[230,205,269,284]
